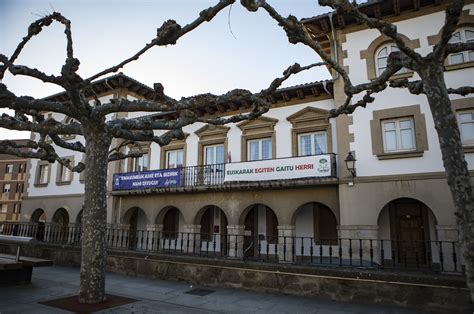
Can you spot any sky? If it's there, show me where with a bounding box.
[0,0,333,140]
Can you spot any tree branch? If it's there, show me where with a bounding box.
[433,0,465,60]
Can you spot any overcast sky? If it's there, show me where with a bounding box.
[0,0,332,140]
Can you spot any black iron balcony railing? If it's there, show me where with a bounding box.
[112,153,338,191]
[0,222,464,274]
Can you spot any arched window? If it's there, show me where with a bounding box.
[375,43,407,77]
[448,28,474,65]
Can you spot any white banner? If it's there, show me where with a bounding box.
[224,155,332,182]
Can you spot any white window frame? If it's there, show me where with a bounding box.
[457,110,474,146]
[381,117,416,153]
[3,184,11,193]
[204,144,225,165]
[448,28,474,65]
[38,164,50,185]
[13,203,21,214]
[297,131,328,156]
[247,138,272,161]
[130,153,149,172]
[375,44,408,77]
[165,149,184,169]
[58,162,72,182]
[5,164,13,173]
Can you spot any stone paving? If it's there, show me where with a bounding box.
[0,266,430,313]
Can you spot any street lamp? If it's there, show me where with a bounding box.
[345,152,356,178]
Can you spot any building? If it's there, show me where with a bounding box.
[18,0,473,268]
[0,139,29,222]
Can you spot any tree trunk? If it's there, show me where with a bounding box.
[78,127,112,303]
[420,63,474,301]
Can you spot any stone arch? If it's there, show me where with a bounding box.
[360,33,420,80]
[156,206,184,237]
[31,208,46,223]
[122,207,148,249]
[240,203,278,258]
[194,205,228,239]
[377,197,438,265]
[292,202,338,242]
[52,208,70,225]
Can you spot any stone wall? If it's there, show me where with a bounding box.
[3,244,471,312]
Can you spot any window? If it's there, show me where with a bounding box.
[5,164,13,173]
[382,118,416,152]
[38,164,50,185]
[370,105,428,159]
[458,110,474,146]
[16,183,23,193]
[3,184,11,193]
[375,44,408,77]
[1,204,7,213]
[205,144,225,165]
[448,28,474,65]
[166,149,183,169]
[130,153,149,172]
[298,132,327,156]
[13,203,21,214]
[18,163,26,173]
[248,138,272,161]
[59,164,72,182]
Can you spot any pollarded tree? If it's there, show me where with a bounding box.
[0,0,319,303]
[240,0,474,301]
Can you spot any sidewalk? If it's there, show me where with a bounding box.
[0,266,425,313]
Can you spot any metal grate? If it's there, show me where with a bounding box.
[184,288,215,296]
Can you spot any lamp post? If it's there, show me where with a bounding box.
[345,152,356,178]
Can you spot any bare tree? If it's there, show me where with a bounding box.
[240,0,474,301]
[0,0,322,304]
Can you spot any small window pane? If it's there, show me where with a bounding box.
[465,30,474,41]
[449,32,461,43]
[450,53,464,64]
[314,133,327,154]
[377,56,388,69]
[206,146,215,165]
[176,150,183,167]
[400,129,415,150]
[384,122,396,130]
[460,123,474,142]
[399,119,413,129]
[249,141,259,161]
[384,130,397,151]
[378,47,388,57]
[262,139,272,160]
[468,51,474,62]
[299,135,312,156]
[459,113,473,122]
[216,145,225,164]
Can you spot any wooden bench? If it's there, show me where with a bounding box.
[0,235,53,284]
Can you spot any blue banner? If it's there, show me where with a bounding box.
[113,168,181,190]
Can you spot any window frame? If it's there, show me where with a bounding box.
[56,157,74,185]
[381,117,416,153]
[3,183,11,193]
[375,44,409,77]
[297,131,328,156]
[165,149,184,169]
[447,27,474,66]
[35,161,51,187]
[5,164,13,174]
[247,137,273,161]
[370,105,428,160]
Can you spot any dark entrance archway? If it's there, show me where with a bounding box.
[383,198,436,265]
[195,205,228,255]
[123,207,147,250]
[241,204,278,258]
[30,208,46,240]
[52,208,70,243]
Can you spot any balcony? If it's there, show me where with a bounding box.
[112,154,338,195]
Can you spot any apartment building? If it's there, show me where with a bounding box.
[19,0,473,266]
[0,139,29,222]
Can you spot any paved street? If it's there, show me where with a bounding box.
[0,266,428,313]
